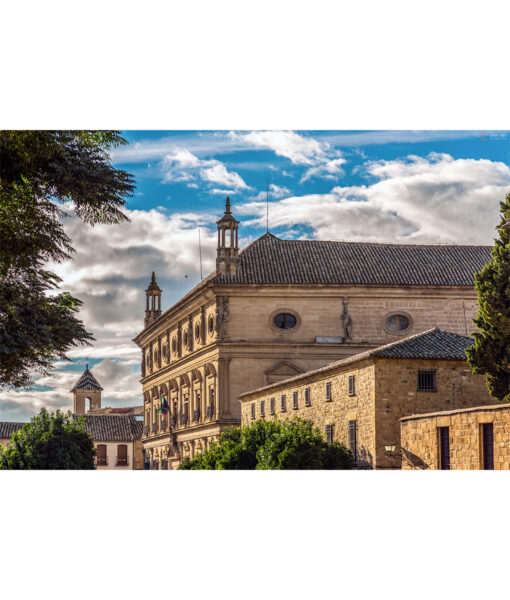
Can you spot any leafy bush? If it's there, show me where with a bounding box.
[0,408,96,470]
[179,418,354,470]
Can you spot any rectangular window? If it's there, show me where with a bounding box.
[281,394,286,412]
[348,420,357,462]
[325,382,332,402]
[117,444,128,466]
[305,387,311,406]
[260,400,265,418]
[348,375,356,396]
[251,403,255,420]
[482,423,494,470]
[325,424,334,444]
[293,391,298,409]
[270,397,275,415]
[439,426,450,470]
[418,370,437,391]
[96,444,107,466]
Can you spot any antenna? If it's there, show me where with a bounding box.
[266,178,269,233]
[198,227,203,280]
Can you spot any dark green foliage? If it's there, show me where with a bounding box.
[0,130,135,389]
[0,408,96,470]
[179,418,354,470]
[466,192,510,401]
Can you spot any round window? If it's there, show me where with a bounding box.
[208,315,214,334]
[273,313,297,330]
[386,314,410,332]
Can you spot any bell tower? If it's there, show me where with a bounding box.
[216,196,240,275]
[71,363,103,415]
[145,271,162,327]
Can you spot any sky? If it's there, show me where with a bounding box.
[2,129,510,422]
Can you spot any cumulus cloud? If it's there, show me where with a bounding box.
[234,130,346,183]
[161,148,249,190]
[239,153,510,244]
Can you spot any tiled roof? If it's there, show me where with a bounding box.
[87,406,144,415]
[214,233,492,287]
[70,367,103,392]
[239,328,474,398]
[0,422,25,439]
[74,414,143,442]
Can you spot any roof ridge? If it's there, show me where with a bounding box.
[239,328,473,398]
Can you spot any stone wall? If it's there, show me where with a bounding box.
[241,358,496,469]
[401,404,510,470]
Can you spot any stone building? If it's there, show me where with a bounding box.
[76,414,144,470]
[70,365,144,469]
[134,197,491,469]
[239,329,499,469]
[401,404,510,470]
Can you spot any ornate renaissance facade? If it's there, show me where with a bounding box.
[134,197,491,469]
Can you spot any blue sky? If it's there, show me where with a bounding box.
[2,130,510,422]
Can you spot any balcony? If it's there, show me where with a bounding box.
[193,409,200,423]
[116,457,129,467]
[160,418,166,430]
[151,423,156,434]
[180,413,188,426]
[143,426,148,437]
[96,457,108,466]
[206,405,214,419]
[170,416,176,428]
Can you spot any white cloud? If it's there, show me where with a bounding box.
[235,130,346,183]
[161,147,249,190]
[239,153,510,244]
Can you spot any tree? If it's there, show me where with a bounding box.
[179,418,354,470]
[0,408,96,469]
[466,192,510,402]
[0,131,135,389]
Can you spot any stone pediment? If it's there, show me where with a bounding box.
[265,361,305,385]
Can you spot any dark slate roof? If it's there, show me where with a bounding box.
[74,414,143,442]
[0,422,25,439]
[213,233,492,287]
[240,328,474,398]
[70,367,103,392]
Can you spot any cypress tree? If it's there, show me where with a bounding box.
[466,192,510,401]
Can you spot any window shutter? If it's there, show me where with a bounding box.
[348,375,356,396]
[325,382,331,401]
[281,395,286,412]
[251,403,255,419]
[293,391,298,409]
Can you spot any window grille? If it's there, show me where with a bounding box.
[325,424,334,444]
[348,375,356,396]
[270,397,275,415]
[281,394,286,412]
[304,387,311,406]
[439,427,450,470]
[482,423,494,470]
[418,370,436,391]
[260,400,265,417]
[251,403,255,420]
[325,382,331,402]
[292,391,298,409]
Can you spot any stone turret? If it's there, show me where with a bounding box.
[216,196,240,275]
[71,363,103,414]
[145,271,162,327]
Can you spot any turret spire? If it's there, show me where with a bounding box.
[145,271,162,327]
[216,196,240,275]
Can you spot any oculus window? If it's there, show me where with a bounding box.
[386,314,410,332]
[273,313,297,330]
